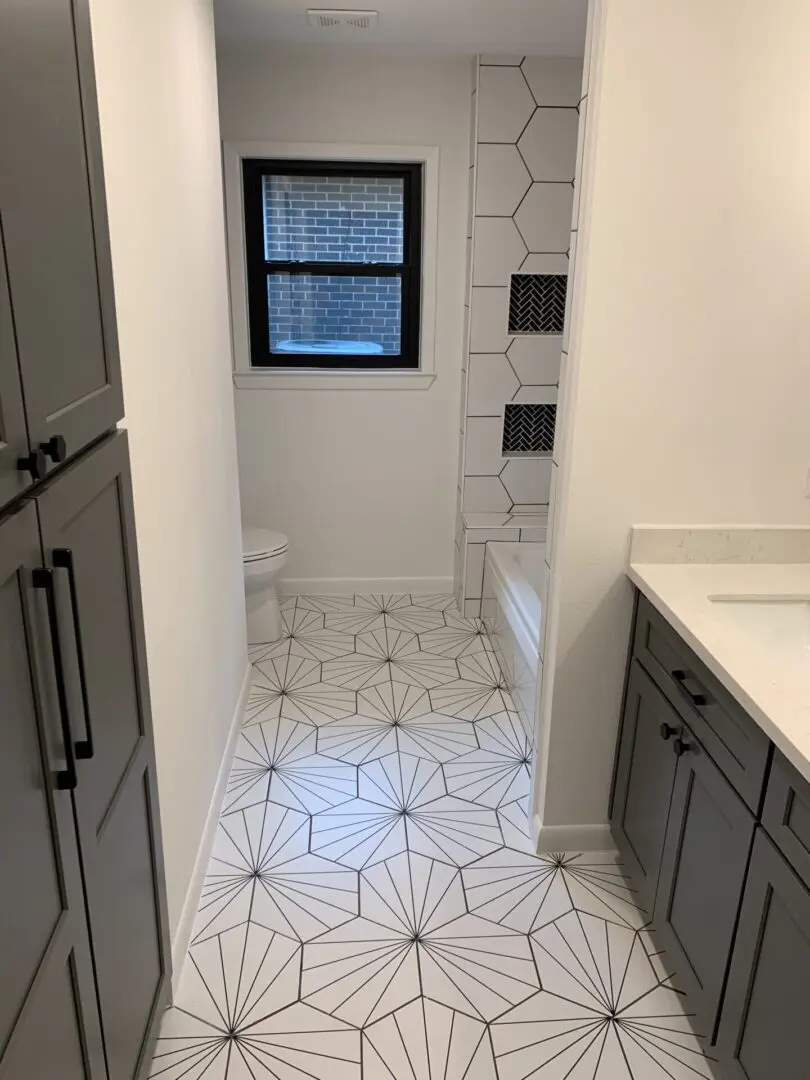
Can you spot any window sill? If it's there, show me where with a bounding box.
[233,370,437,391]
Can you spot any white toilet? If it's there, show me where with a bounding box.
[242,527,289,644]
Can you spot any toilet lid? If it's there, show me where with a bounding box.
[243,528,289,561]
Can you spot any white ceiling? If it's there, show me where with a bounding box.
[213,0,587,57]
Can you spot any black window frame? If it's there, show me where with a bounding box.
[242,158,423,370]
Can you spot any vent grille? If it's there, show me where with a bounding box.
[307,9,379,28]
[502,403,557,456]
[508,274,567,334]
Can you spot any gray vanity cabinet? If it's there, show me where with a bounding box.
[614,590,810,1076]
[714,828,810,1080]
[611,660,682,915]
[653,734,755,1040]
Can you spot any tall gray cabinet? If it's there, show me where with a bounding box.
[0,3,171,1079]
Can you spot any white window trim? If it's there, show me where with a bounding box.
[223,140,439,390]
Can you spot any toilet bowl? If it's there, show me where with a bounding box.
[242,528,289,644]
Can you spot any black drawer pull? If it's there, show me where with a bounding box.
[53,548,93,760]
[660,723,678,741]
[40,434,67,464]
[671,669,707,707]
[33,568,78,791]
[673,737,693,758]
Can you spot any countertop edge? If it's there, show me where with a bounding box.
[628,563,810,786]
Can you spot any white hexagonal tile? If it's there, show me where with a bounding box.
[464,543,486,600]
[475,145,531,216]
[518,108,579,181]
[477,66,536,143]
[521,57,583,106]
[464,417,505,476]
[507,338,562,386]
[501,457,553,505]
[467,354,520,415]
[514,182,574,253]
[563,230,577,353]
[470,287,511,353]
[463,476,511,513]
[519,252,569,274]
[473,218,527,287]
[511,386,558,406]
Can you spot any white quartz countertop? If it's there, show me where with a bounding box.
[628,526,810,784]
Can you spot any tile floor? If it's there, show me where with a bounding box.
[149,594,717,1079]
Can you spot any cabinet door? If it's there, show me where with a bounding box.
[37,433,171,1080]
[715,829,810,1080]
[0,503,106,1080]
[0,218,30,510]
[611,661,681,915]
[0,0,123,465]
[654,732,755,1041]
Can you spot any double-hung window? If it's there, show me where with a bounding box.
[241,159,423,370]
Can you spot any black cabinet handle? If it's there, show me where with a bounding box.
[33,568,77,791]
[17,449,46,481]
[52,548,93,760]
[660,722,678,741]
[671,669,707,707]
[673,737,693,757]
[40,435,67,464]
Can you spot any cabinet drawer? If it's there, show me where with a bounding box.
[634,595,770,811]
[762,751,810,887]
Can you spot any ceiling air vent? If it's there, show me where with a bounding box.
[307,9,379,29]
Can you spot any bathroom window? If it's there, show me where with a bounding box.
[241,159,423,369]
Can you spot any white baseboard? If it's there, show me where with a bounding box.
[532,815,616,854]
[170,661,252,998]
[280,575,454,596]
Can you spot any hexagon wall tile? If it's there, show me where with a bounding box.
[508,337,562,386]
[467,354,519,416]
[477,66,536,142]
[472,217,527,287]
[469,287,512,353]
[514,182,575,252]
[464,417,504,476]
[463,475,511,513]
[475,145,531,216]
[501,457,553,505]
[521,56,584,107]
[518,107,579,181]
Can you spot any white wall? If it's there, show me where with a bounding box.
[536,0,810,835]
[217,45,472,590]
[90,0,248,943]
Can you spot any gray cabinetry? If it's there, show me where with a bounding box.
[0,503,106,1080]
[37,432,171,1080]
[614,588,810,1077]
[654,734,755,1039]
[714,829,810,1080]
[0,224,29,510]
[0,0,123,492]
[611,660,681,915]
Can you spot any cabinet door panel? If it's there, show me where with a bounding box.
[715,829,810,1079]
[0,0,123,463]
[0,220,29,511]
[611,661,681,914]
[0,503,105,1080]
[37,433,171,1080]
[654,735,755,1041]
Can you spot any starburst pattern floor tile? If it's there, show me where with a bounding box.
[151,594,714,1079]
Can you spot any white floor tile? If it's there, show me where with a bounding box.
[151,593,715,1080]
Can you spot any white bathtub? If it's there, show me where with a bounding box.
[483,543,548,750]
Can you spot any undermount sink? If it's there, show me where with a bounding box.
[708,594,810,666]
